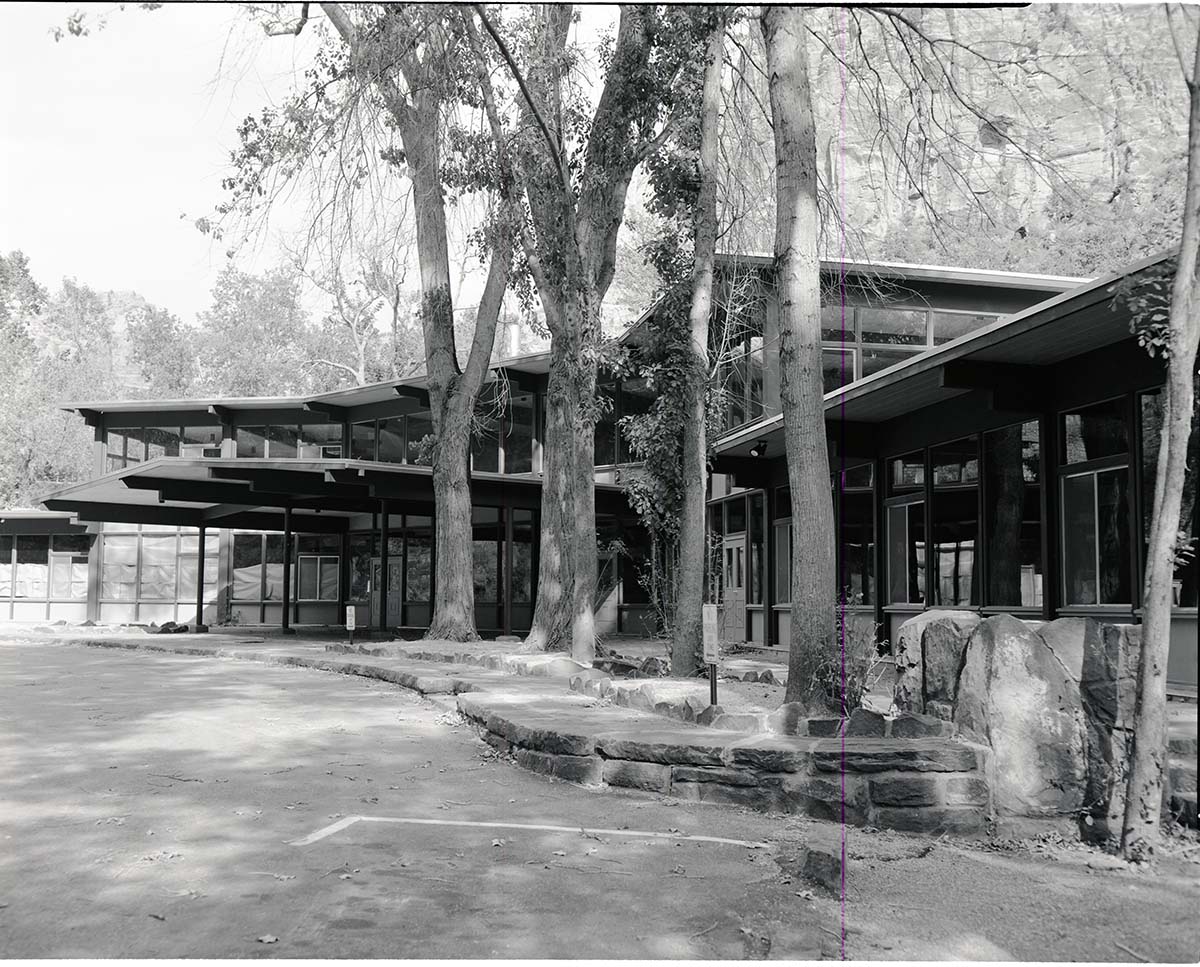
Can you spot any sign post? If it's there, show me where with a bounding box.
[702,603,719,707]
[346,605,356,647]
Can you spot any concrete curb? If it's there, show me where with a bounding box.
[46,636,481,699]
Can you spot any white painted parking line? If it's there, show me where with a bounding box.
[289,814,771,849]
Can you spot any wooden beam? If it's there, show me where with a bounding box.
[207,404,234,423]
[44,499,203,527]
[0,515,89,535]
[75,407,102,427]
[940,360,1045,392]
[209,465,370,497]
[214,510,349,534]
[303,401,346,419]
[201,503,261,522]
[393,384,430,406]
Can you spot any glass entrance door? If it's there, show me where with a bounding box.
[722,534,746,642]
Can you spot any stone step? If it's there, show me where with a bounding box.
[1169,792,1198,828]
[1169,759,1197,796]
[457,690,991,834]
[1168,734,1198,756]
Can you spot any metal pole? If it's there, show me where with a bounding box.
[194,525,208,633]
[710,663,718,707]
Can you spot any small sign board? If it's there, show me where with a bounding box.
[702,603,720,664]
[345,606,357,632]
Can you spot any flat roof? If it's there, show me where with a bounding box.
[64,257,1082,418]
[715,252,1089,292]
[39,456,632,530]
[714,249,1171,459]
[62,352,554,416]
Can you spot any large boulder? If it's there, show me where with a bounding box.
[893,611,980,713]
[954,614,1087,818]
[1078,623,1141,840]
[923,613,981,707]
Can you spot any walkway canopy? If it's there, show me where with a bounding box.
[42,457,633,533]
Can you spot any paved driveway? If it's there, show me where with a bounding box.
[0,642,831,959]
[2,640,1197,962]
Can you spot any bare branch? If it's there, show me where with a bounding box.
[262,1,310,36]
[472,3,573,201]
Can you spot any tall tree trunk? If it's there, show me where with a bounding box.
[1122,20,1200,859]
[404,117,480,642]
[762,5,837,710]
[672,20,724,676]
[525,339,575,652]
[321,5,510,643]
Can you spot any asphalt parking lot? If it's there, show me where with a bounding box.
[0,642,833,959]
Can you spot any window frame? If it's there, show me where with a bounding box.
[295,553,340,602]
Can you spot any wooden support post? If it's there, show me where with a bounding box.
[379,500,390,634]
[281,506,295,635]
[194,525,209,632]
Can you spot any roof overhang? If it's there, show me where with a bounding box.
[713,250,1173,462]
[39,457,631,530]
[0,510,91,536]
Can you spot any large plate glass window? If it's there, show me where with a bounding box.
[299,423,342,459]
[822,348,855,393]
[0,536,12,597]
[14,536,50,599]
[377,418,406,463]
[351,421,377,461]
[1059,399,1132,606]
[406,413,433,465]
[983,420,1043,607]
[930,311,998,345]
[139,535,178,599]
[748,492,765,605]
[232,533,264,601]
[1061,468,1132,605]
[101,535,138,600]
[181,425,223,458]
[236,426,267,458]
[50,534,92,600]
[836,463,875,605]
[887,451,925,604]
[929,437,979,607]
[505,393,535,474]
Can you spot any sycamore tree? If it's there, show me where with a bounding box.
[464,3,711,662]
[754,5,1104,708]
[216,3,515,641]
[1116,8,1200,862]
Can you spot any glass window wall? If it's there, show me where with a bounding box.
[984,421,1043,607]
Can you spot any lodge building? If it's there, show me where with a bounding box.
[1,251,1195,693]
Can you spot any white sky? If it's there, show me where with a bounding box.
[1,3,326,321]
[1,3,622,326]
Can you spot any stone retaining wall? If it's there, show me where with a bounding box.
[458,693,992,834]
[566,672,954,740]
